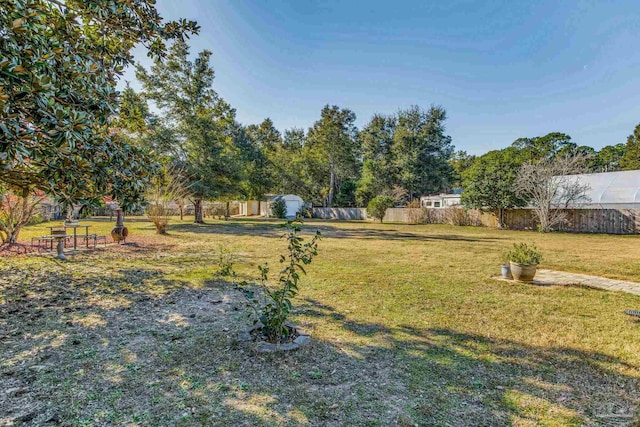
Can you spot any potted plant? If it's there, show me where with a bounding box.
[500,251,513,279]
[505,243,542,282]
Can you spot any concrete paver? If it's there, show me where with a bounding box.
[524,269,640,296]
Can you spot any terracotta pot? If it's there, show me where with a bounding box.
[510,262,538,282]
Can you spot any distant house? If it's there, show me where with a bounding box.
[40,198,64,220]
[420,193,462,209]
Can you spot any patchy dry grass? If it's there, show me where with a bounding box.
[1,217,640,426]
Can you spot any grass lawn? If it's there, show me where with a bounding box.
[1,217,640,426]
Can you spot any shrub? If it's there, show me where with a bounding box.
[406,199,421,208]
[504,243,542,265]
[271,198,287,219]
[406,207,427,224]
[500,251,510,265]
[405,200,425,224]
[367,196,394,223]
[296,205,312,219]
[27,213,46,225]
[146,168,188,234]
[0,189,46,244]
[444,207,483,226]
[217,245,235,277]
[423,208,444,224]
[235,220,321,342]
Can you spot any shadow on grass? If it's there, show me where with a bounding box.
[1,270,638,425]
[167,220,287,238]
[166,219,506,243]
[297,299,640,426]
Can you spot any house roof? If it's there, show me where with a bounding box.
[268,194,304,202]
[420,193,462,200]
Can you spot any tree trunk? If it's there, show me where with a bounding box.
[327,154,335,207]
[225,201,230,219]
[2,227,19,244]
[539,202,551,232]
[8,223,22,243]
[179,205,183,221]
[257,199,261,216]
[194,199,204,224]
[496,208,505,229]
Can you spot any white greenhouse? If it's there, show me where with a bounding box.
[560,170,640,209]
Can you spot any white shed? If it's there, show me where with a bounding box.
[264,194,304,218]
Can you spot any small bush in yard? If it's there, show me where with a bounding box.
[27,213,46,225]
[367,196,394,223]
[217,245,235,277]
[271,198,287,218]
[505,242,542,265]
[297,205,312,219]
[235,220,321,342]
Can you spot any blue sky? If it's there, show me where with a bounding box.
[123,0,640,155]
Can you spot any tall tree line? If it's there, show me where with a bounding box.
[122,39,640,222]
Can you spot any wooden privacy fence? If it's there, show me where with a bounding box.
[312,207,640,234]
[382,208,492,226]
[501,208,640,234]
[312,208,367,220]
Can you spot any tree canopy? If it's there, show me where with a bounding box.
[355,114,396,206]
[392,105,454,201]
[136,40,241,222]
[3,1,637,229]
[620,123,640,170]
[0,0,198,211]
[305,105,359,207]
[461,147,527,228]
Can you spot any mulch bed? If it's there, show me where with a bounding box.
[0,243,38,257]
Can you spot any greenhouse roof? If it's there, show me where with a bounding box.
[561,169,640,208]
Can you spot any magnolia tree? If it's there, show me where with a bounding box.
[515,153,591,232]
[0,0,198,243]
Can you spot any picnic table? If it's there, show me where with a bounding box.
[48,224,91,250]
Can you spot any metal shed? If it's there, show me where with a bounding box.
[264,194,304,218]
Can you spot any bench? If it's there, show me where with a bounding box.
[31,235,53,250]
[31,235,72,251]
[82,234,107,249]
